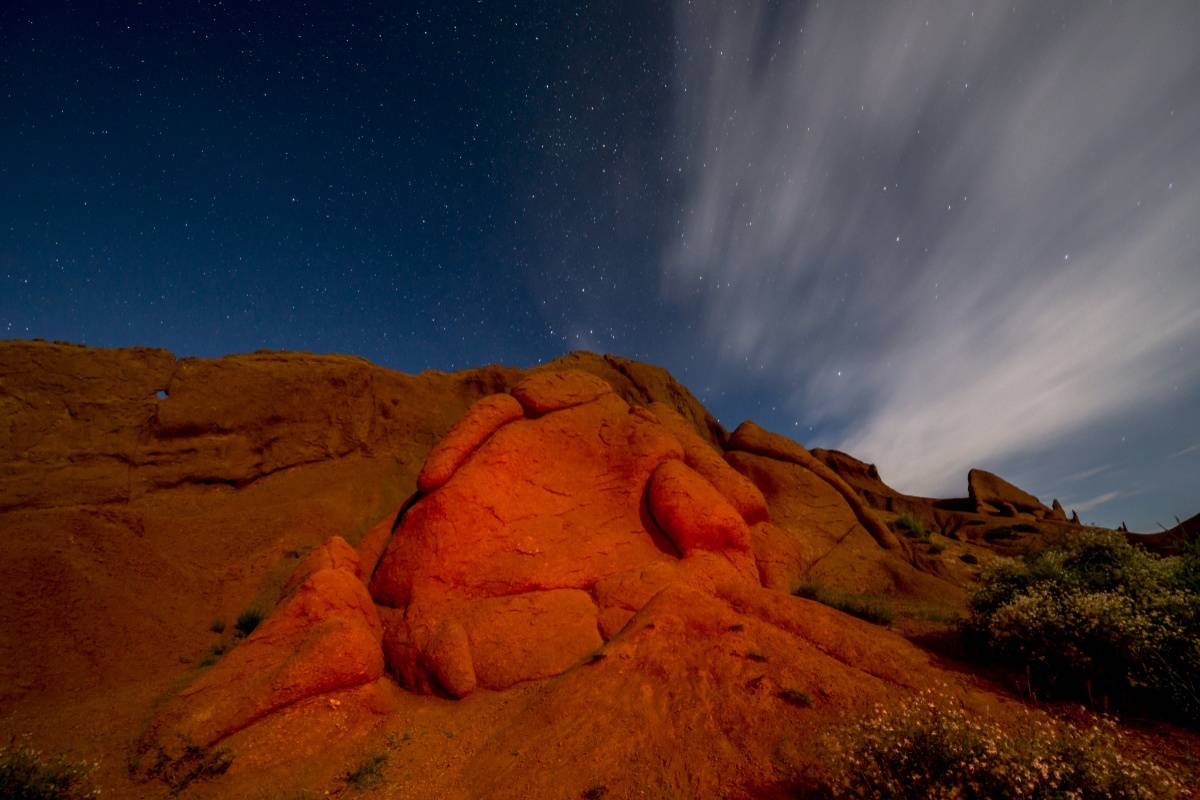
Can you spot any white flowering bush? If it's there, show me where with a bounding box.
[965,530,1200,721]
[0,740,100,800]
[820,689,1182,799]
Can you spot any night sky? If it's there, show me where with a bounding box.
[3,1,1198,529]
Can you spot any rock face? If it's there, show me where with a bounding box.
[3,341,1056,798]
[368,370,763,695]
[153,556,384,750]
[967,468,1048,516]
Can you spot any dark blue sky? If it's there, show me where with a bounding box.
[3,1,1198,529]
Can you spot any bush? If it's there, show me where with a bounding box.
[894,512,926,539]
[818,689,1182,799]
[794,584,893,626]
[234,607,265,637]
[965,530,1200,721]
[0,740,100,800]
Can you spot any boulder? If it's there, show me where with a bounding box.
[728,422,901,551]
[280,536,362,598]
[510,369,614,414]
[367,372,773,695]
[417,393,525,492]
[648,402,769,524]
[648,459,749,554]
[423,621,476,698]
[155,567,384,749]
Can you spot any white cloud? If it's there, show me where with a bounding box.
[665,0,1200,497]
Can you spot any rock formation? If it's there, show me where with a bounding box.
[2,340,1143,799]
[968,468,1049,516]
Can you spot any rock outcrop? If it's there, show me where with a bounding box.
[5,340,1114,799]
[968,468,1049,516]
[368,370,762,695]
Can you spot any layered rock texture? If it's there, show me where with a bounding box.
[0,340,1145,799]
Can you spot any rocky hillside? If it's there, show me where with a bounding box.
[0,340,1185,799]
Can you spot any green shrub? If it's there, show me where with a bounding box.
[234,607,265,637]
[794,584,893,626]
[344,752,388,790]
[894,512,926,539]
[136,742,233,796]
[817,689,1182,799]
[208,617,225,634]
[965,529,1200,722]
[0,741,100,800]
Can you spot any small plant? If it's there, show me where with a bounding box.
[234,607,265,637]
[208,617,225,634]
[198,640,229,667]
[927,540,945,556]
[816,688,1182,799]
[894,512,926,539]
[344,752,388,790]
[794,584,894,626]
[777,688,813,708]
[0,740,100,800]
[137,742,232,796]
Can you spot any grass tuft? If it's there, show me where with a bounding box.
[344,752,388,791]
[234,607,265,637]
[794,584,894,626]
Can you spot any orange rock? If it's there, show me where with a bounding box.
[648,402,769,525]
[748,521,810,592]
[510,369,614,414]
[416,393,525,492]
[647,459,750,554]
[424,620,476,698]
[156,568,384,748]
[369,388,686,691]
[729,421,901,551]
[369,392,683,609]
[457,589,601,690]
[356,508,401,583]
[281,536,361,598]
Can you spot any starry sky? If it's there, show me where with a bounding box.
[3,1,1198,529]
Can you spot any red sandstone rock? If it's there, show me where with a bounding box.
[424,620,476,698]
[728,421,902,551]
[157,567,384,748]
[510,369,614,414]
[648,402,769,525]
[648,459,750,554]
[281,536,361,598]
[356,509,401,583]
[369,387,690,692]
[417,393,525,492]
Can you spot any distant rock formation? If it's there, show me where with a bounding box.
[967,468,1049,517]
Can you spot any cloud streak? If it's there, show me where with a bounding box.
[665,1,1200,498]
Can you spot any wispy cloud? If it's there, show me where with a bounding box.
[1170,443,1200,459]
[1063,465,1113,483]
[665,1,1200,497]
[1070,491,1123,514]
